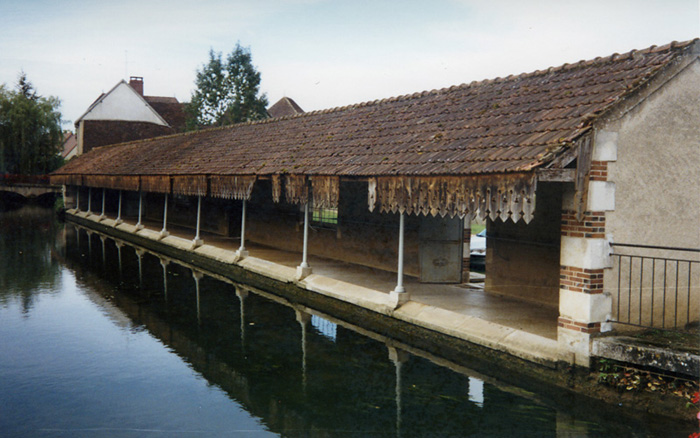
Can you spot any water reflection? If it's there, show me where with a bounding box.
[0,206,62,314]
[60,222,686,438]
[0,207,685,437]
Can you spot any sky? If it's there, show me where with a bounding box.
[1,0,698,129]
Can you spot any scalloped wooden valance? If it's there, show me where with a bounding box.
[172,175,207,197]
[368,173,536,223]
[210,175,256,200]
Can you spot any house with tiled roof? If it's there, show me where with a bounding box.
[61,131,78,160]
[53,40,700,368]
[74,77,186,155]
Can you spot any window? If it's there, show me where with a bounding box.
[311,205,338,227]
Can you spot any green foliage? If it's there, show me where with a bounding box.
[186,43,268,130]
[0,72,63,174]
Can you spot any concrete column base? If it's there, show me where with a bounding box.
[233,248,249,262]
[135,224,144,231]
[113,219,123,227]
[191,238,203,249]
[296,265,312,281]
[390,290,410,309]
[557,327,592,367]
[97,215,106,222]
[159,230,170,239]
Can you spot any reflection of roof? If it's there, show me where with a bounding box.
[267,97,304,118]
[55,40,697,179]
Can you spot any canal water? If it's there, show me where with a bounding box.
[0,206,688,437]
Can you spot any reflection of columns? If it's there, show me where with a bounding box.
[86,230,93,257]
[99,187,106,220]
[192,270,203,325]
[236,287,248,350]
[388,346,409,438]
[556,411,590,438]
[192,195,203,248]
[135,248,145,290]
[99,235,107,266]
[295,308,312,392]
[296,202,312,280]
[160,194,170,239]
[76,225,81,247]
[390,213,409,308]
[235,199,249,259]
[61,185,66,209]
[115,190,123,226]
[115,241,123,278]
[76,187,81,211]
[160,258,169,302]
[87,187,92,214]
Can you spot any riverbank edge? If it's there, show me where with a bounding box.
[64,211,697,423]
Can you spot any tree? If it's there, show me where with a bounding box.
[0,72,63,174]
[186,43,269,129]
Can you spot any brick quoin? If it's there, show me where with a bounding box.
[558,317,602,334]
[561,211,606,238]
[560,207,607,294]
[589,161,608,181]
[560,265,604,294]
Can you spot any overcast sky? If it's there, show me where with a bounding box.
[1,0,698,128]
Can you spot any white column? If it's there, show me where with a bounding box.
[296,202,312,280]
[115,190,123,226]
[87,187,92,214]
[390,213,409,307]
[135,191,144,230]
[159,193,170,238]
[192,195,203,248]
[99,188,106,220]
[235,199,249,258]
[61,185,66,210]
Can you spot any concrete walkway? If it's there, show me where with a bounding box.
[70,210,561,366]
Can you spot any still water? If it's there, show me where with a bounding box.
[0,206,687,437]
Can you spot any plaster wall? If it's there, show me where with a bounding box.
[485,182,562,307]
[602,59,700,328]
[80,82,167,124]
[604,60,700,249]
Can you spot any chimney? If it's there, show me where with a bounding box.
[129,76,144,95]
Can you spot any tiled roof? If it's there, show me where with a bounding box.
[268,97,304,118]
[145,96,187,132]
[55,40,698,179]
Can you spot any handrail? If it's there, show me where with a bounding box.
[610,242,700,253]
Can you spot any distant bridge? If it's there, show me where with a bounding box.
[0,174,62,199]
